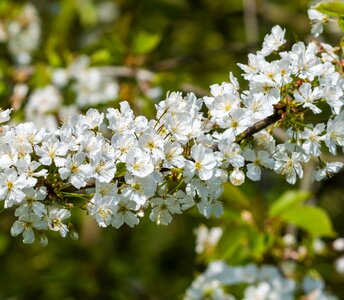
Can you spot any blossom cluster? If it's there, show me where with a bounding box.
[11,55,122,130]
[2,3,131,131]
[0,17,344,244]
[0,2,119,65]
[23,56,120,130]
[16,53,160,130]
[0,3,40,65]
[185,261,337,300]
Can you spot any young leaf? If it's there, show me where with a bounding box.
[115,162,127,177]
[315,1,344,17]
[75,0,97,27]
[269,190,311,217]
[132,32,161,55]
[91,50,112,64]
[341,37,344,55]
[215,226,250,260]
[339,16,344,32]
[222,182,250,209]
[250,232,272,260]
[280,206,335,237]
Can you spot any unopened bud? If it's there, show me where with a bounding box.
[38,233,48,247]
[70,230,79,241]
[230,169,245,186]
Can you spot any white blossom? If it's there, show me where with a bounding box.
[0,108,12,124]
[229,168,245,186]
[58,153,93,189]
[0,169,28,208]
[274,150,303,184]
[150,195,182,225]
[11,213,47,244]
[313,162,343,181]
[294,83,323,114]
[48,208,71,237]
[126,148,154,178]
[111,197,140,228]
[243,149,274,181]
[259,25,286,57]
[308,8,327,37]
[184,144,217,180]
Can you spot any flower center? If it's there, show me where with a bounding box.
[195,161,203,170]
[98,207,111,220]
[6,181,14,191]
[70,163,79,173]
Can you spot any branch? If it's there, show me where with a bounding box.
[235,106,285,143]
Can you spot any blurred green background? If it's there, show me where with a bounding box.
[0,0,344,299]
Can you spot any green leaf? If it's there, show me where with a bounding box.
[339,16,344,32]
[215,226,249,260]
[222,182,250,209]
[250,232,274,260]
[46,47,62,67]
[115,162,126,177]
[76,0,97,26]
[315,1,344,17]
[47,0,76,49]
[280,206,335,237]
[0,235,9,255]
[269,190,311,217]
[132,32,161,55]
[91,50,111,64]
[222,208,242,222]
[31,63,50,87]
[341,37,344,55]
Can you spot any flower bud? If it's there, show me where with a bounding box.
[70,230,79,241]
[333,238,344,252]
[38,233,48,247]
[229,169,245,186]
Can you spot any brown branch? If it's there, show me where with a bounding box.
[235,108,285,144]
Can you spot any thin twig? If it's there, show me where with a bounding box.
[235,109,284,144]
